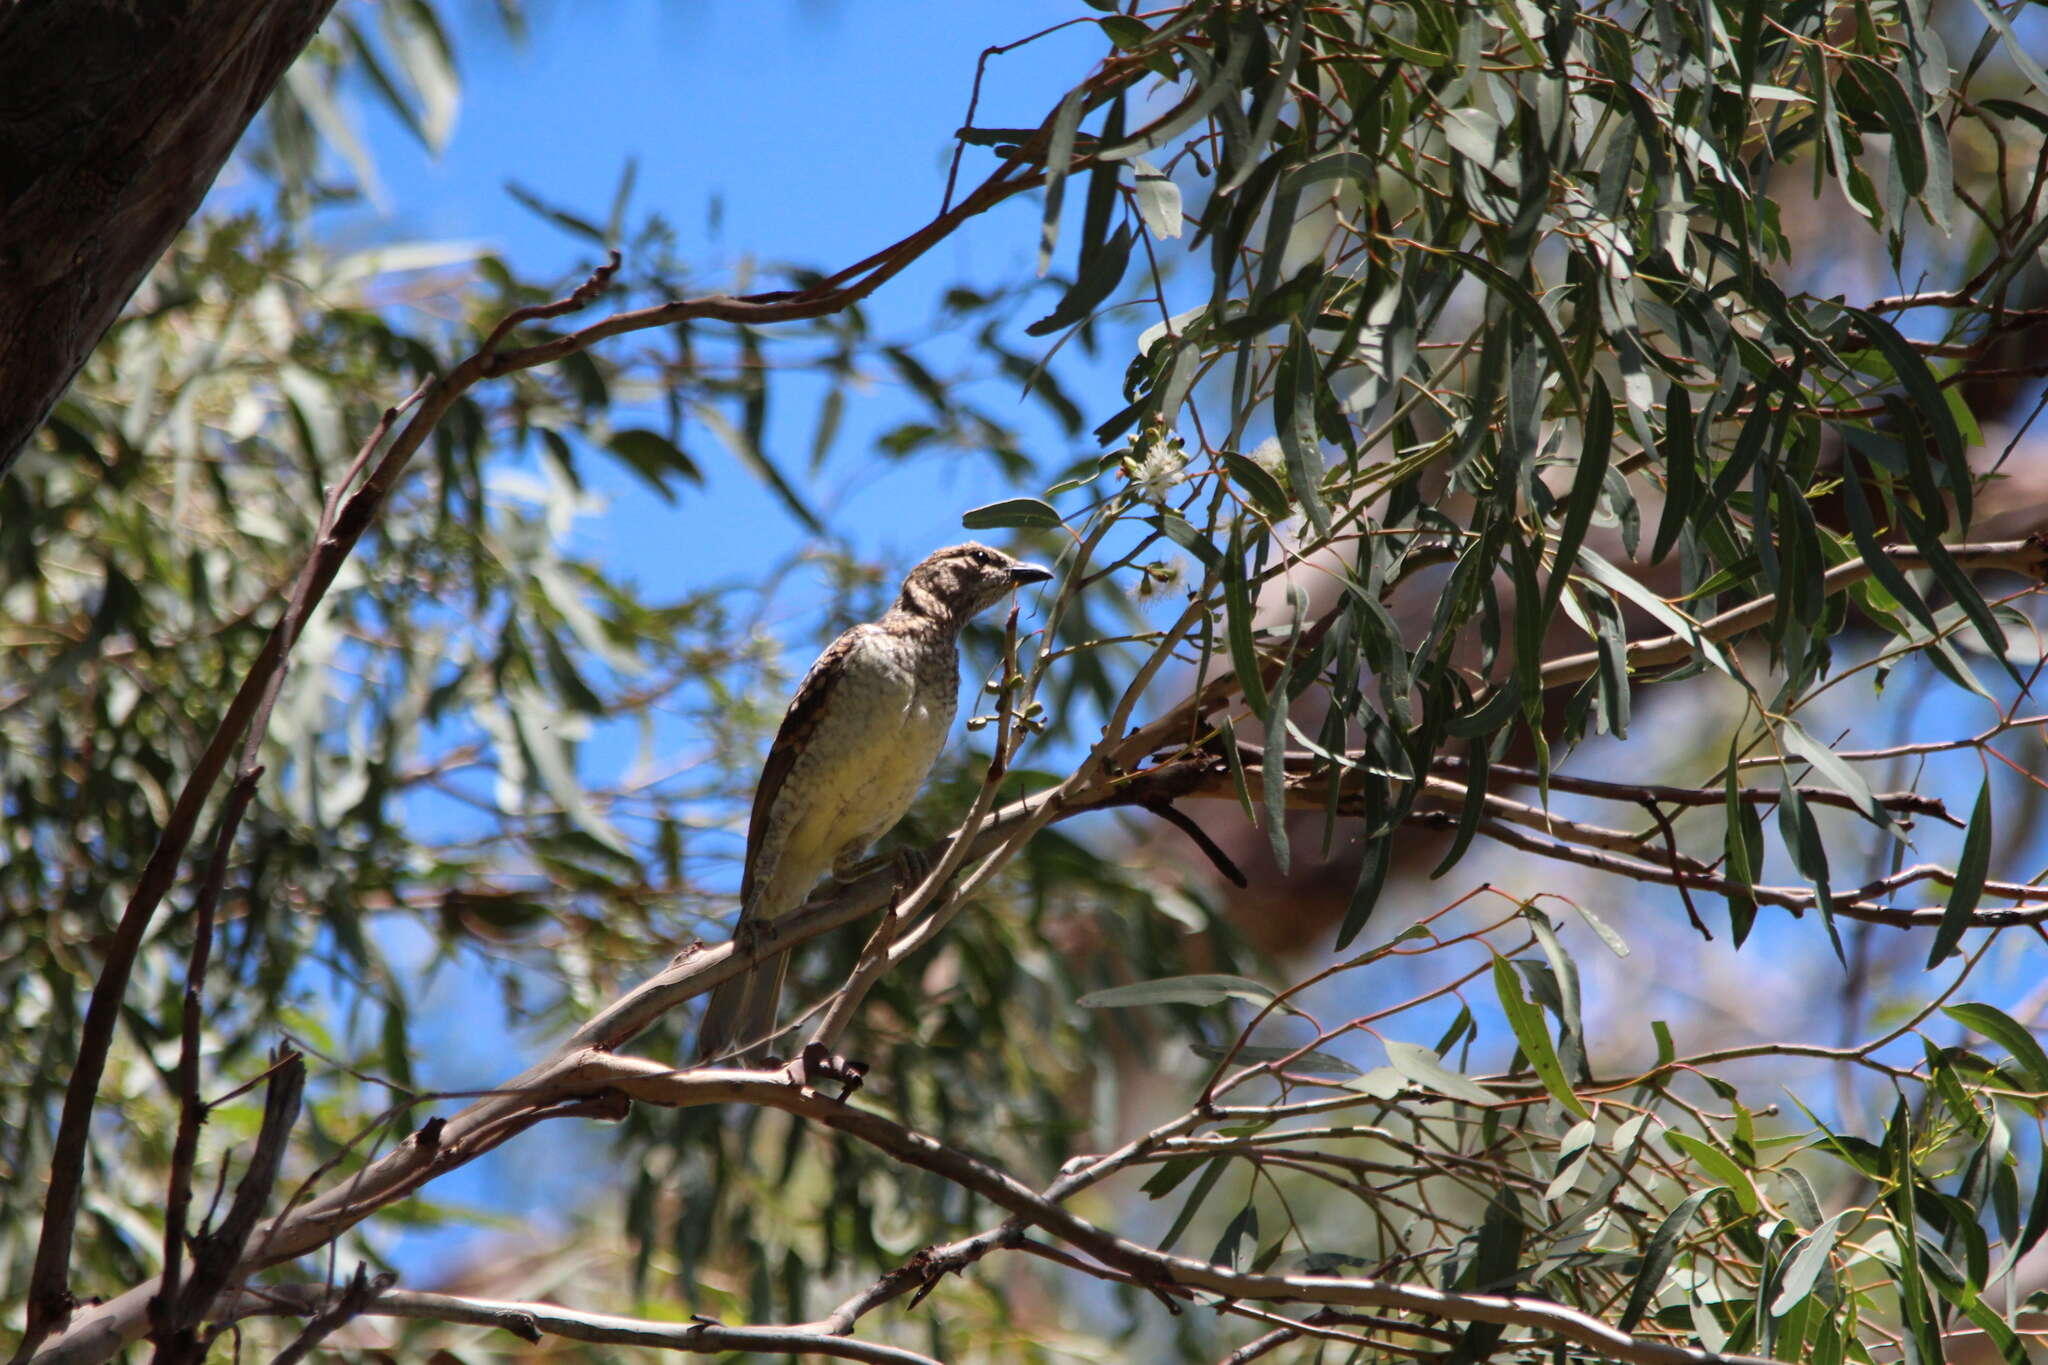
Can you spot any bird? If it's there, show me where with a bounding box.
[694,542,1055,1063]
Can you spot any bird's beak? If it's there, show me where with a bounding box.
[1009,562,1054,586]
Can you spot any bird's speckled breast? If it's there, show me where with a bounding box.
[751,629,958,916]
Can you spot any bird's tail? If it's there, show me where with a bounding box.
[693,952,790,1065]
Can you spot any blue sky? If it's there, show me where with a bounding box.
[338,0,1128,585]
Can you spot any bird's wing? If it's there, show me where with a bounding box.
[739,624,869,909]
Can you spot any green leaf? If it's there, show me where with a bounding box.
[1430,734,1489,878]
[1569,900,1631,958]
[1778,719,1883,823]
[1927,780,1992,968]
[1772,1210,1853,1316]
[961,497,1064,530]
[1222,450,1291,519]
[1210,1201,1259,1270]
[1227,1,1304,193]
[1619,1188,1717,1330]
[1261,656,1291,876]
[1491,954,1589,1118]
[1446,249,1583,405]
[1078,974,1280,1010]
[1839,306,1966,514]
[691,400,822,532]
[1132,158,1184,239]
[1968,2,2048,99]
[1723,752,1764,946]
[506,180,608,244]
[1140,1155,1205,1200]
[1383,1039,1495,1106]
[1538,376,1612,628]
[1443,105,1508,176]
[1336,831,1391,949]
[1025,224,1135,336]
[882,345,950,412]
[386,0,459,151]
[1943,1003,2048,1091]
[1346,1066,1406,1099]
[1150,510,1220,569]
[1159,1156,1229,1253]
[1576,545,1740,681]
[1840,455,1945,641]
[1223,524,1267,717]
[1097,15,1153,51]
[1666,1131,1760,1215]
[1844,59,1927,197]
[1036,88,1086,276]
[1274,326,1331,535]
[1882,1099,1946,1365]
[1778,782,1845,963]
[605,428,702,503]
[1189,1042,1360,1076]
[1275,150,1379,200]
[1646,384,1695,564]
[1097,31,1251,164]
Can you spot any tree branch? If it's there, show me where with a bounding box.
[1536,537,2048,694]
[1469,818,2048,928]
[229,1283,944,1365]
[578,1056,1782,1365]
[1430,755,1960,826]
[262,1265,392,1365]
[151,767,266,1364]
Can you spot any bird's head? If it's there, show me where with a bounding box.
[897,542,1054,625]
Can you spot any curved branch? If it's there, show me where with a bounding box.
[230,1283,942,1365]
[580,1056,1779,1365]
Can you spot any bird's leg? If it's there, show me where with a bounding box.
[781,1041,869,1099]
[830,849,888,883]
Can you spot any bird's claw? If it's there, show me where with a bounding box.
[892,845,933,891]
[781,1041,869,1100]
[732,917,779,957]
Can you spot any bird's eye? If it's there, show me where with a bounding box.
[972,550,995,566]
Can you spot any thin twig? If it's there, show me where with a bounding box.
[1431,756,1959,826]
[151,767,266,1361]
[149,1052,306,1365]
[264,1265,392,1365]
[1536,537,2048,695]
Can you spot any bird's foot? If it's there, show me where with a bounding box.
[731,916,779,958]
[780,1041,870,1100]
[892,845,934,891]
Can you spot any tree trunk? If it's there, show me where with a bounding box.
[0,0,338,477]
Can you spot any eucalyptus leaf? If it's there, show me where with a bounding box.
[1078,974,1282,1010]
[1383,1040,1496,1106]
[962,497,1065,530]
